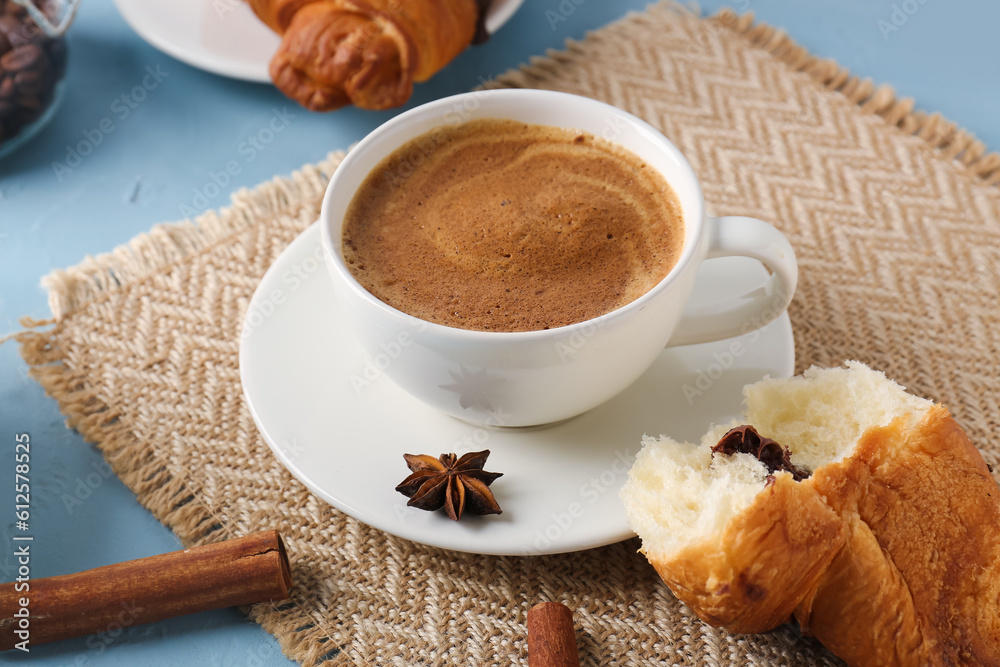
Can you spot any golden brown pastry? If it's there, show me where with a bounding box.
[246,0,481,111]
[621,362,1000,667]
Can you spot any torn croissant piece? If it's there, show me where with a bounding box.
[246,0,482,111]
[621,361,1000,667]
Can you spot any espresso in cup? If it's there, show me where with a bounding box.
[323,90,797,426]
[342,118,684,332]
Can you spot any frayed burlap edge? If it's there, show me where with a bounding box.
[15,152,348,666]
[34,154,343,319]
[13,3,1000,665]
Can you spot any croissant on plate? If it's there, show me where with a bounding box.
[247,0,486,111]
[621,362,1000,667]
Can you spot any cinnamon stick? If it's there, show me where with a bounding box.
[0,529,291,651]
[528,601,580,667]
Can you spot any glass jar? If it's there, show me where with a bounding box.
[0,0,77,160]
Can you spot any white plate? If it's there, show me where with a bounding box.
[114,0,526,83]
[239,223,795,555]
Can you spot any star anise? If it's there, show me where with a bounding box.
[712,425,811,482]
[395,450,503,520]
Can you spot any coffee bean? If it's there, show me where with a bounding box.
[15,66,49,96]
[4,2,25,20]
[17,25,43,48]
[11,24,43,49]
[0,74,13,100]
[14,91,40,110]
[15,62,47,82]
[0,14,20,37]
[0,5,66,151]
[0,43,43,72]
[0,15,43,49]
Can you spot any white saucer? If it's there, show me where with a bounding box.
[239,223,795,555]
[114,0,526,83]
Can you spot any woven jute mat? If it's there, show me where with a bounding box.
[18,3,1000,665]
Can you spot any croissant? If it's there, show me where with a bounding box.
[621,362,1000,667]
[247,0,483,111]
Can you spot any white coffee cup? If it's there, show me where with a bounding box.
[321,89,797,427]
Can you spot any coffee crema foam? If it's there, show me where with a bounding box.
[342,118,685,332]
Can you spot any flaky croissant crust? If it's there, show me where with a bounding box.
[248,0,479,111]
[651,406,1000,667]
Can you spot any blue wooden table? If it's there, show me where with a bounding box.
[1,0,997,664]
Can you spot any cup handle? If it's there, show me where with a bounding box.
[668,216,798,347]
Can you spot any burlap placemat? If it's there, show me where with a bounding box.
[18,3,1000,665]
